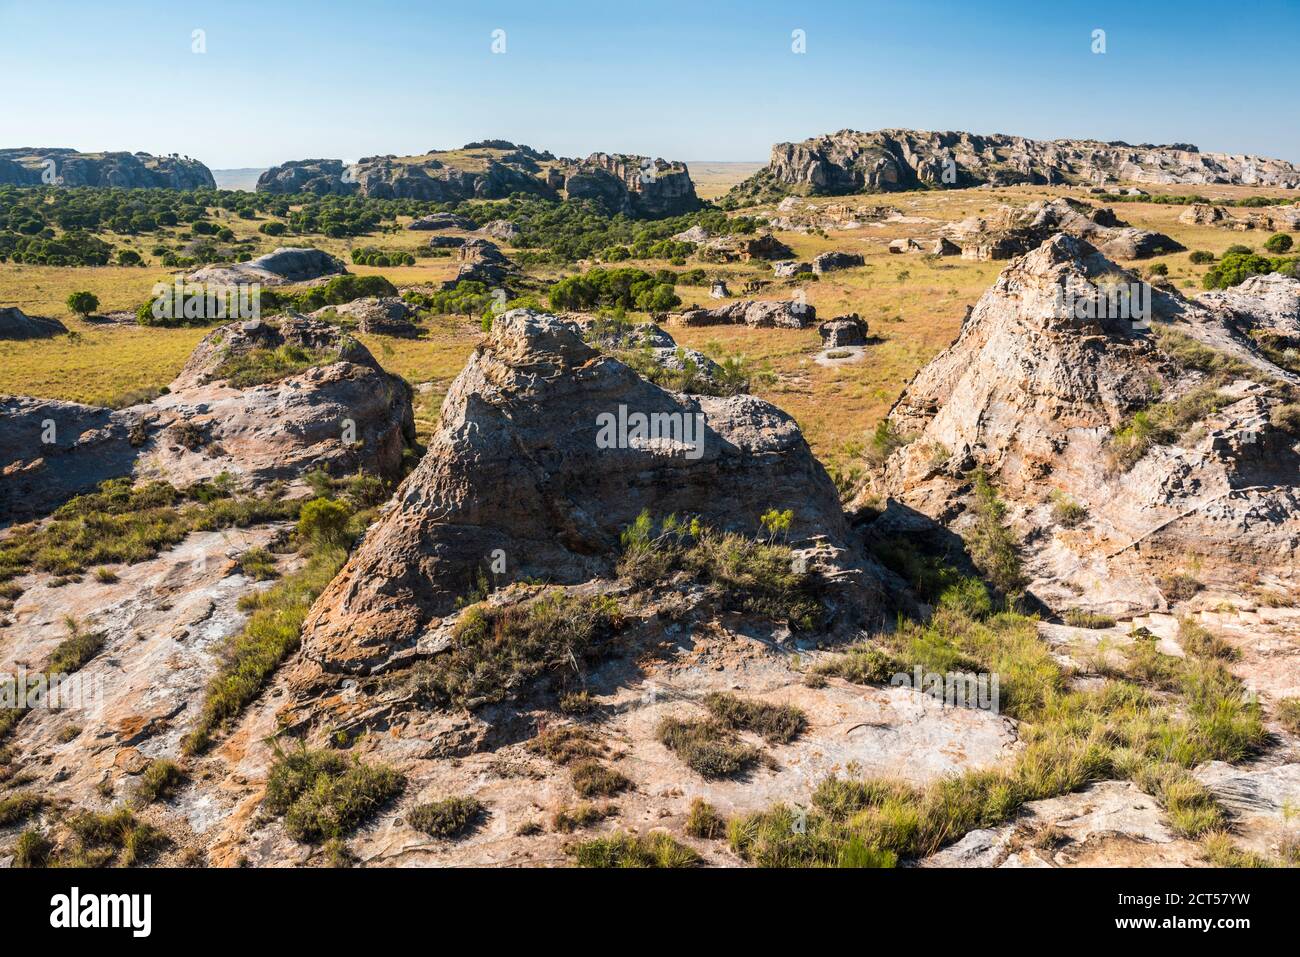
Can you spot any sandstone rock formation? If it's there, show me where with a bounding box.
[812,251,865,274]
[1179,203,1229,226]
[869,233,1300,614]
[699,233,794,263]
[0,306,67,340]
[943,198,1184,261]
[730,128,1300,201]
[0,147,215,190]
[311,296,420,337]
[773,260,811,278]
[292,309,868,679]
[0,315,414,520]
[478,219,520,242]
[819,314,868,348]
[407,213,476,231]
[257,143,699,217]
[187,247,347,287]
[676,299,816,329]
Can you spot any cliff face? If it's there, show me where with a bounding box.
[730,129,1300,200]
[256,142,700,216]
[0,148,216,189]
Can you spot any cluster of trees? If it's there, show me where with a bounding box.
[1202,245,1299,289]
[261,274,398,313]
[350,246,416,267]
[547,267,681,312]
[0,229,114,265]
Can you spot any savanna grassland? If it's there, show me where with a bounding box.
[2,178,1294,463]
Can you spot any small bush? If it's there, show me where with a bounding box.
[66,290,99,317]
[1159,572,1202,602]
[134,759,186,803]
[12,829,51,868]
[1275,698,1300,734]
[656,716,762,779]
[1177,619,1238,661]
[1264,233,1294,254]
[1188,250,1215,265]
[0,792,43,827]
[570,760,631,798]
[685,798,725,839]
[65,807,165,867]
[527,725,605,765]
[236,547,278,581]
[408,796,485,838]
[702,692,806,744]
[47,620,104,674]
[552,802,618,833]
[263,745,405,843]
[815,644,901,685]
[1050,491,1087,528]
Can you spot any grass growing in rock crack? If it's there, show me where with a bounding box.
[965,470,1026,597]
[702,692,807,744]
[12,829,52,868]
[183,544,347,755]
[1107,385,1234,472]
[728,593,1267,866]
[685,798,726,839]
[570,760,631,798]
[408,796,486,839]
[552,802,619,833]
[63,807,166,867]
[46,617,105,674]
[617,510,824,629]
[213,343,338,388]
[0,791,43,827]
[1064,608,1117,629]
[1177,618,1239,661]
[402,591,623,710]
[0,475,300,596]
[1277,698,1300,734]
[526,724,605,764]
[133,759,187,804]
[262,744,405,844]
[568,830,702,868]
[656,716,763,779]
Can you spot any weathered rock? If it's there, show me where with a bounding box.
[313,296,420,337]
[812,250,865,274]
[676,299,816,329]
[0,306,67,340]
[930,237,962,256]
[0,314,414,520]
[944,198,1183,261]
[699,233,794,263]
[478,219,520,242]
[730,128,1300,201]
[293,309,867,677]
[1179,203,1229,226]
[819,314,868,348]
[187,247,347,287]
[426,235,468,249]
[408,212,476,231]
[0,147,215,189]
[889,238,924,254]
[672,224,711,244]
[258,143,700,216]
[871,233,1300,611]
[773,260,812,278]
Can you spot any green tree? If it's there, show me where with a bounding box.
[65,290,99,317]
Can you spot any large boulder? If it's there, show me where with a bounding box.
[871,233,1300,613]
[676,299,816,329]
[0,314,414,520]
[294,309,868,676]
[944,199,1183,261]
[312,296,420,337]
[187,247,347,287]
[0,306,67,340]
[819,314,868,348]
[812,251,865,274]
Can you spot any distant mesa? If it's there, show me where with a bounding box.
[729,128,1300,202]
[256,141,700,217]
[0,148,215,190]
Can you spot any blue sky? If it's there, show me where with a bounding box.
[2,0,1297,168]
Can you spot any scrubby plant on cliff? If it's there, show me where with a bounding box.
[263,744,405,843]
[964,470,1026,598]
[402,591,624,710]
[617,510,824,630]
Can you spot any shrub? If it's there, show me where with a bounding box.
[134,759,186,803]
[296,497,352,549]
[656,716,762,779]
[0,792,43,827]
[551,802,618,832]
[702,692,806,744]
[47,618,104,674]
[402,591,623,710]
[12,829,51,868]
[1271,402,1300,434]
[527,724,605,765]
[1274,697,1300,734]
[64,807,165,867]
[1188,250,1215,265]
[408,796,485,838]
[570,760,631,798]
[1264,233,1294,254]
[1050,491,1087,528]
[66,290,99,317]
[263,745,405,843]
[685,798,726,839]
[814,644,901,685]
[236,547,278,581]
[966,470,1025,595]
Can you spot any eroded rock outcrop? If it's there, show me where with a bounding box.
[293,309,869,678]
[187,247,347,287]
[868,233,1300,613]
[730,128,1300,201]
[676,299,815,329]
[0,147,215,190]
[943,198,1184,261]
[0,315,414,520]
[0,307,67,340]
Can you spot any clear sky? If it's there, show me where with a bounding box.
[2,0,1297,169]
